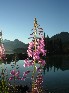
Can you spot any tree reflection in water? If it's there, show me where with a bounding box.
[0,55,30,93]
[0,55,69,93]
[43,56,63,74]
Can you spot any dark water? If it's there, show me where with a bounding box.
[0,55,69,93]
[43,56,69,92]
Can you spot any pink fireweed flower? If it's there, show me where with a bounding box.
[39,38,45,46]
[21,77,26,81]
[9,70,20,80]
[15,71,20,77]
[23,19,47,93]
[29,41,34,47]
[10,70,15,75]
[27,37,46,60]
[10,70,20,76]
[33,55,40,60]
[42,60,46,66]
[38,59,46,66]
[27,49,33,57]
[23,70,30,77]
[24,58,29,63]
[40,49,46,56]
[33,75,43,93]
[28,41,34,50]
[23,63,29,67]
[37,45,44,50]
[17,77,21,80]
[35,75,43,86]
[23,59,34,67]
[35,49,41,54]
[9,76,14,80]
[23,58,30,67]
[30,60,34,65]
[33,51,40,60]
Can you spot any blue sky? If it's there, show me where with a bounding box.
[0,0,69,44]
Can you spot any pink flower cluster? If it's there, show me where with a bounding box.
[23,35,46,93]
[35,75,43,87]
[9,70,21,80]
[23,19,47,93]
[32,73,43,93]
[9,70,31,81]
[23,58,34,67]
[24,37,46,67]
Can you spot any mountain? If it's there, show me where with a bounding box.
[45,32,69,54]
[3,39,11,42]
[50,32,69,43]
[3,32,69,54]
[3,39,28,54]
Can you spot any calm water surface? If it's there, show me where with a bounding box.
[0,55,69,92]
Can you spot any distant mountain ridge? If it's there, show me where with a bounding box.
[50,32,69,43]
[3,39,28,54]
[3,32,69,54]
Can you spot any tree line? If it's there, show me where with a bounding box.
[44,35,69,55]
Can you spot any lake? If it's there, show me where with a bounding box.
[0,55,69,93]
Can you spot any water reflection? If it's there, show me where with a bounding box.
[0,59,31,93]
[0,56,69,93]
[43,56,69,73]
[43,56,69,92]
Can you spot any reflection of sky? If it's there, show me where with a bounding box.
[0,60,40,86]
[43,66,69,90]
[0,60,69,91]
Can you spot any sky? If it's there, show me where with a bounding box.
[0,0,69,44]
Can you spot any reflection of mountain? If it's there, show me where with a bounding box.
[43,56,69,73]
[14,48,27,53]
[3,39,28,54]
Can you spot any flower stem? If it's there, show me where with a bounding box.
[34,18,37,71]
[32,18,37,93]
